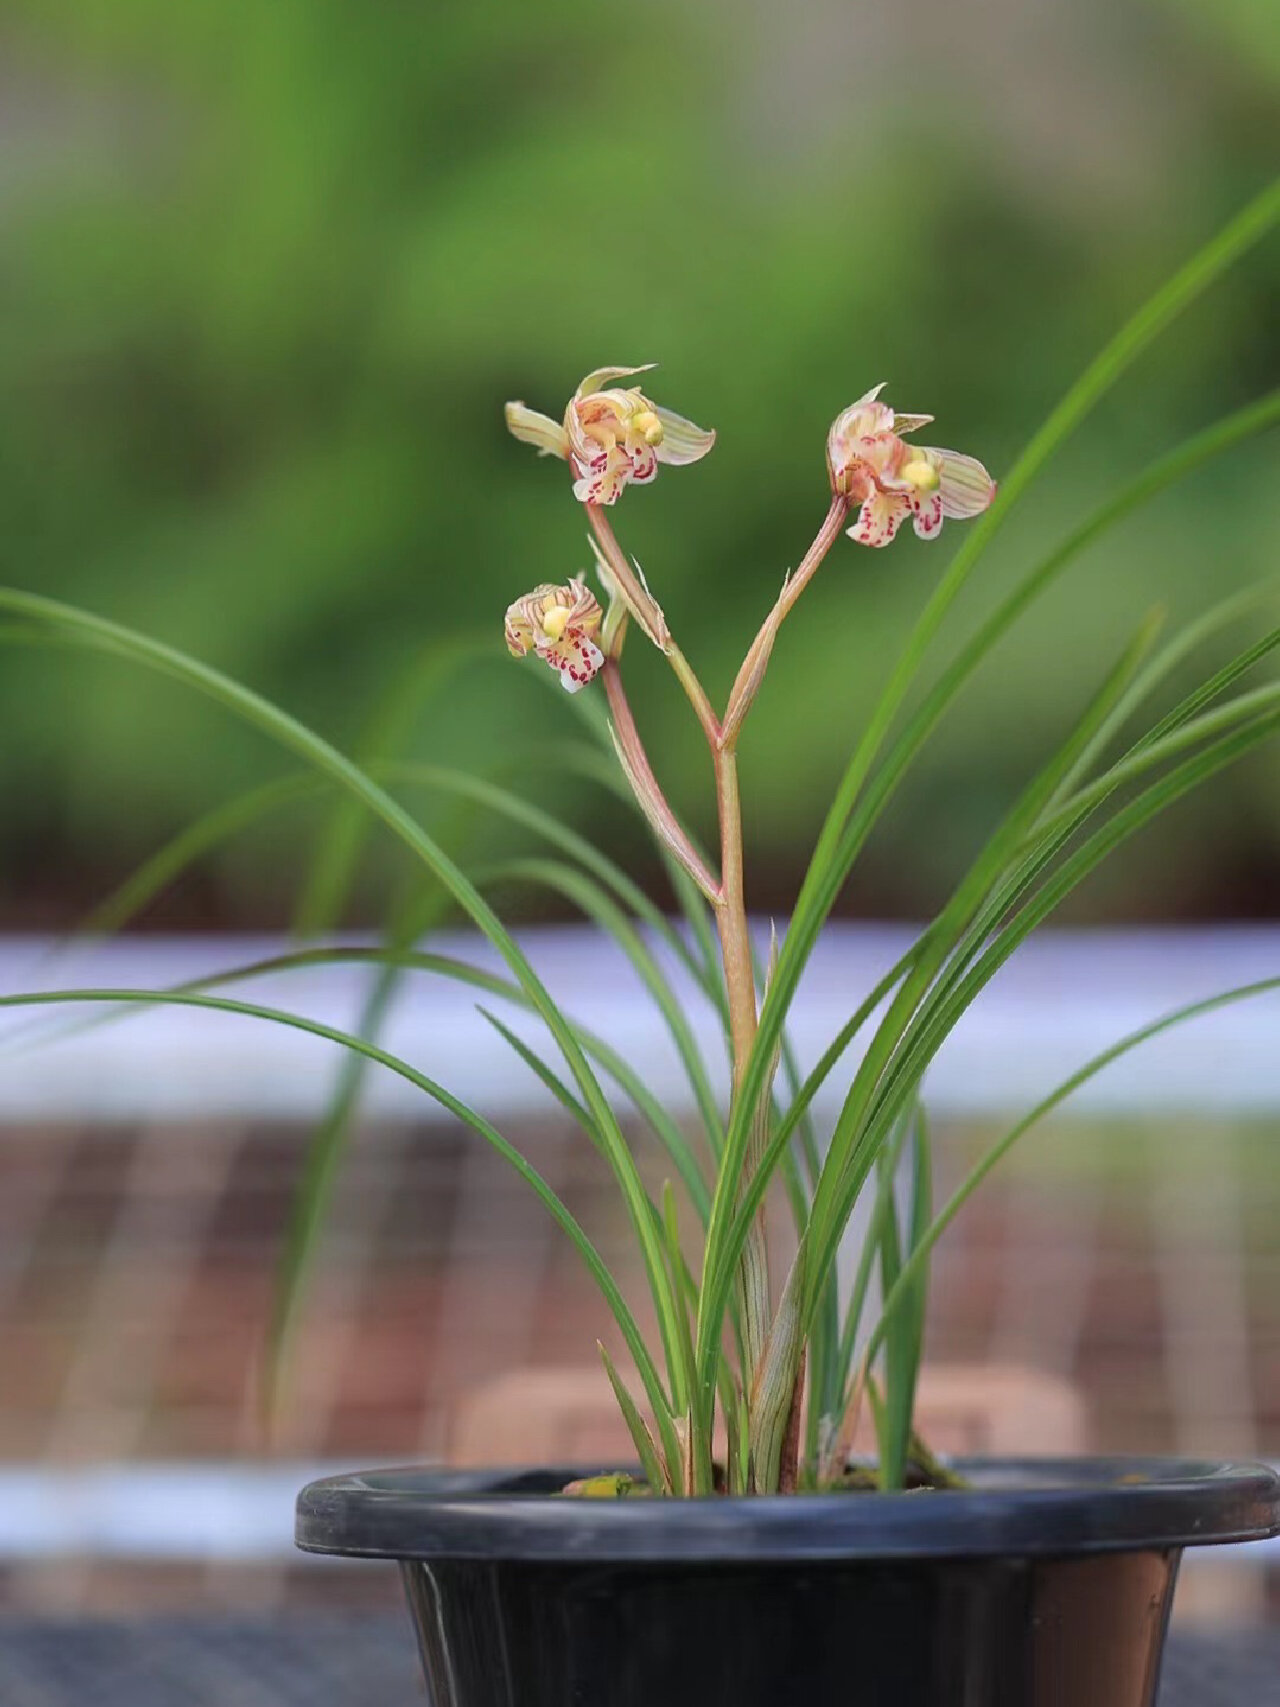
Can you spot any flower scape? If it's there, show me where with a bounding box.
[1,184,1276,1503]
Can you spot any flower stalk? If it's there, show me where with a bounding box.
[587,504,721,746]
[724,496,850,743]
[601,661,720,903]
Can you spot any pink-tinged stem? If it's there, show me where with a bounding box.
[714,746,757,1090]
[723,497,848,745]
[589,504,756,1075]
[602,661,721,903]
[588,505,722,747]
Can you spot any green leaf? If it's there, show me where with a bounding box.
[814,692,1280,1303]
[0,982,679,1454]
[491,855,725,1151]
[748,933,811,1233]
[0,584,688,1445]
[292,635,491,937]
[699,306,1280,1425]
[875,1105,931,1490]
[82,775,322,943]
[476,1006,692,1418]
[172,941,717,1230]
[736,935,782,1391]
[599,1343,672,1495]
[265,953,406,1420]
[861,973,1280,1386]
[660,1182,708,1490]
[746,1249,805,1493]
[830,1101,917,1447]
[800,612,1165,1336]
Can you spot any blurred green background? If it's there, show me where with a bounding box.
[1,0,1277,929]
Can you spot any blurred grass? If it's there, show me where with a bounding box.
[0,0,1277,925]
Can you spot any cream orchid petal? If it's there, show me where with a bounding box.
[848,487,911,548]
[860,431,908,484]
[925,447,997,518]
[504,582,561,655]
[651,406,716,467]
[575,364,657,400]
[846,381,888,414]
[828,383,895,449]
[504,610,535,656]
[572,448,631,505]
[563,575,603,632]
[891,412,935,435]
[504,401,570,459]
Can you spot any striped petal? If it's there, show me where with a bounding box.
[575,364,656,400]
[828,384,895,457]
[504,402,570,459]
[926,447,997,518]
[653,405,716,467]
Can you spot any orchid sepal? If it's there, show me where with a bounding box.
[504,401,570,460]
[652,405,716,466]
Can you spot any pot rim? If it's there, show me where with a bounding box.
[295,1455,1280,1563]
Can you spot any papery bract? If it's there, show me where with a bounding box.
[506,366,715,506]
[827,384,996,548]
[504,577,605,693]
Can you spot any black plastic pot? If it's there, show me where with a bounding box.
[296,1457,1279,1707]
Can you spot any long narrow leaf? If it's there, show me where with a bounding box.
[876,1105,931,1490]
[699,345,1280,1422]
[293,635,491,937]
[164,941,715,1225]
[599,1343,672,1494]
[0,585,688,1417]
[861,974,1280,1384]
[0,983,680,1461]
[477,1005,691,1414]
[810,702,1280,1300]
[804,614,1164,1318]
[494,856,725,1149]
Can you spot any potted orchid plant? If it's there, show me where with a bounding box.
[492,365,998,1501]
[3,182,1280,1704]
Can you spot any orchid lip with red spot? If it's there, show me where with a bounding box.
[828,386,996,548]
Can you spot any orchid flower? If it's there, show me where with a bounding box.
[827,384,996,548]
[504,577,605,693]
[506,366,716,506]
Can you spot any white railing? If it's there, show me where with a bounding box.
[2,923,1279,1120]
